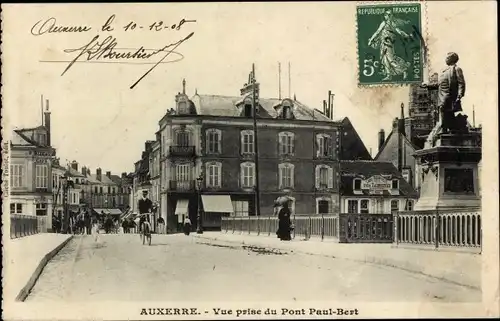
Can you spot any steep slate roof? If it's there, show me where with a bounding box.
[52,163,67,172]
[88,174,117,185]
[67,167,85,178]
[374,130,420,160]
[339,118,372,160]
[109,175,124,185]
[190,94,332,122]
[11,130,35,146]
[340,160,418,198]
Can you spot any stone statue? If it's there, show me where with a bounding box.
[422,52,468,146]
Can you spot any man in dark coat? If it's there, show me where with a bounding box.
[138,190,153,233]
[84,210,92,235]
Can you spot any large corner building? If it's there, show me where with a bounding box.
[146,72,371,232]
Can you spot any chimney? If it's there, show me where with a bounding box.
[96,168,102,181]
[121,172,127,179]
[71,160,78,171]
[378,129,385,151]
[398,103,406,135]
[44,99,51,146]
[81,166,87,176]
[106,171,111,178]
[87,168,91,176]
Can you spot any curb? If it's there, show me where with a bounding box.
[193,235,480,290]
[15,235,74,302]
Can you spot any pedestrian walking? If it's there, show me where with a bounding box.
[84,210,91,235]
[183,216,192,235]
[92,216,100,242]
[122,219,129,234]
[277,202,292,241]
[157,216,165,234]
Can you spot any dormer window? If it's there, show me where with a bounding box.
[244,104,252,117]
[283,106,290,118]
[177,100,188,114]
[242,97,255,118]
[37,133,47,145]
[280,99,294,119]
[353,178,362,190]
[392,179,399,190]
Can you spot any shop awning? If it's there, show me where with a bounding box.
[93,208,122,215]
[175,200,189,215]
[201,195,234,213]
[107,209,123,215]
[69,205,81,212]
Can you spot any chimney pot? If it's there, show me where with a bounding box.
[378,129,386,152]
[43,101,51,146]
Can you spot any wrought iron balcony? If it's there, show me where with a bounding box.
[169,180,195,192]
[169,146,196,157]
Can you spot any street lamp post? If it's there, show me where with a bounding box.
[60,175,72,234]
[196,174,204,234]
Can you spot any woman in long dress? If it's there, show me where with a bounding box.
[368,10,411,81]
[277,202,292,241]
[183,217,192,236]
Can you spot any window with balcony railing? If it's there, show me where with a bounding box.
[176,131,190,147]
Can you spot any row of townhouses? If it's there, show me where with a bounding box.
[9,99,134,232]
[130,72,421,233]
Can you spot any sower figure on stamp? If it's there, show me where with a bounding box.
[423,52,467,145]
[368,10,411,81]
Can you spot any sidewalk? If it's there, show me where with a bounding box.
[193,232,481,290]
[3,233,73,302]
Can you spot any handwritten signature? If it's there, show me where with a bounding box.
[60,32,193,89]
[33,16,196,89]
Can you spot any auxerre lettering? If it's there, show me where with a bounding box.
[358,6,418,15]
[139,308,200,316]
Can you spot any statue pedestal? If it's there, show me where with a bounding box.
[414,132,481,211]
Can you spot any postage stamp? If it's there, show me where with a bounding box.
[357,2,424,86]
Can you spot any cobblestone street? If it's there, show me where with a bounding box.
[26,234,481,303]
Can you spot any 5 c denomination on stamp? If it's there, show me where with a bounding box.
[357,3,424,86]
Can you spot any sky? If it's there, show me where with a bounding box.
[2,2,497,174]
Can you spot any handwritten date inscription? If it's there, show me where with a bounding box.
[32,15,196,89]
